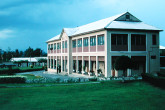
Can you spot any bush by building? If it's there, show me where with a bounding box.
[141,73,165,88]
[0,76,26,84]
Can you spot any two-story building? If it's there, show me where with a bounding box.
[46,12,162,77]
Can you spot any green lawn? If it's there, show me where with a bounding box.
[0,81,165,110]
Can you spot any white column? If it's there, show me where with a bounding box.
[76,39,78,53]
[47,56,49,68]
[89,37,90,52]
[82,38,84,53]
[128,55,131,76]
[61,41,62,53]
[128,34,131,51]
[56,43,57,53]
[53,56,55,69]
[96,56,99,76]
[146,54,149,73]
[105,31,111,77]
[96,35,98,52]
[64,56,65,72]
[56,56,58,70]
[61,56,63,72]
[89,56,91,74]
[53,43,54,54]
[76,56,79,73]
[82,56,84,73]
[68,38,73,74]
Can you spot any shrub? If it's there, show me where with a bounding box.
[89,78,97,81]
[141,73,165,88]
[0,68,20,75]
[0,76,26,84]
[0,67,44,75]
[30,65,33,68]
[157,72,165,77]
[42,66,47,71]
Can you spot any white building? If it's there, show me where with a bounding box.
[47,12,162,77]
[10,57,47,67]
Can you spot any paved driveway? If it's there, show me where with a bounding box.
[17,70,94,81]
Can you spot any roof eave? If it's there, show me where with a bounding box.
[105,28,163,32]
[70,28,105,37]
[46,39,61,43]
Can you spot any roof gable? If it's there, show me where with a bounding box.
[114,12,141,22]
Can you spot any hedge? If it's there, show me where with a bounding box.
[0,68,44,75]
[157,72,165,77]
[141,73,165,88]
[0,76,26,84]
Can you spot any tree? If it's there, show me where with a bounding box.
[0,49,2,63]
[34,48,42,57]
[38,58,47,63]
[38,58,47,66]
[24,47,34,57]
[15,49,19,57]
[114,56,132,82]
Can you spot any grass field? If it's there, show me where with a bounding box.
[0,81,165,110]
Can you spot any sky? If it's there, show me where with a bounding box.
[0,0,165,52]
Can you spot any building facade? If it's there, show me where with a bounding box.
[47,12,162,77]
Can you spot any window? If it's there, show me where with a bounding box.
[62,41,64,49]
[90,36,96,46]
[48,44,50,50]
[50,44,53,50]
[111,34,128,45]
[78,39,82,47]
[57,43,61,49]
[126,15,130,19]
[151,55,156,59]
[111,35,116,45]
[98,35,104,45]
[152,35,157,45]
[72,40,76,48]
[65,41,67,48]
[54,43,56,50]
[83,38,88,47]
[131,34,146,46]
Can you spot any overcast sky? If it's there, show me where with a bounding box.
[0,0,165,52]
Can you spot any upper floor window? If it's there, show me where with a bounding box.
[126,15,130,19]
[131,34,146,46]
[78,39,82,47]
[57,43,61,49]
[50,44,53,50]
[62,41,64,49]
[111,34,128,45]
[54,43,56,50]
[83,38,88,47]
[72,40,76,48]
[48,44,50,50]
[98,35,104,45]
[90,36,96,46]
[152,35,157,45]
[65,41,67,48]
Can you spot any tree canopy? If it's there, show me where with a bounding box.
[114,56,132,71]
[0,47,47,62]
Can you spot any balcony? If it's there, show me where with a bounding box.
[78,47,82,52]
[73,48,76,53]
[90,46,96,52]
[83,47,89,52]
[97,45,104,51]
[111,45,128,51]
[131,45,146,51]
